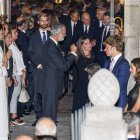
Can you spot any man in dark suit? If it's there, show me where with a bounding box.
[96,12,110,67]
[60,8,80,94]
[74,12,96,43]
[16,16,29,70]
[28,13,50,124]
[123,112,140,140]
[104,35,130,109]
[40,23,77,122]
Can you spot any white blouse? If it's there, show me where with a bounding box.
[9,42,26,76]
[0,46,7,76]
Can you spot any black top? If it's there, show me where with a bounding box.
[72,55,95,112]
[128,82,140,117]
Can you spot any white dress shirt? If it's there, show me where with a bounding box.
[39,28,48,41]
[71,20,77,36]
[84,24,89,33]
[110,53,122,70]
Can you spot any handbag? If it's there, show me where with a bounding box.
[18,78,30,103]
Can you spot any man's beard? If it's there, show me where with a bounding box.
[58,36,64,41]
[40,24,48,29]
[58,34,64,41]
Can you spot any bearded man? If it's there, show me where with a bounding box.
[28,13,50,126]
[40,23,77,122]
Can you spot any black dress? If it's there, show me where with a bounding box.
[127,82,140,117]
[72,55,95,112]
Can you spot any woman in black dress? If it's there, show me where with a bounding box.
[125,58,140,117]
[72,36,96,112]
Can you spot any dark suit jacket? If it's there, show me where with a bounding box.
[128,138,137,140]
[74,21,96,43]
[104,55,130,108]
[40,38,77,97]
[60,19,80,54]
[16,29,29,66]
[59,14,70,26]
[28,29,50,68]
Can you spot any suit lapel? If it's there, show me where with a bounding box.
[36,30,43,46]
[112,55,123,73]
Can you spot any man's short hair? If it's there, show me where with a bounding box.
[15,135,33,140]
[123,112,140,133]
[51,23,65,36]
[38,13,48,21]
[104,35,124,52]
[87,63,101,77]
[35,117,57,137]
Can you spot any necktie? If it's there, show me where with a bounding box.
[42,32,47,45]
[109,58,115,71]
[100,26,107,51]
[84,26,88,35]
[73,23,76,36]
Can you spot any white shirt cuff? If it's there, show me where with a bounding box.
[37,64,42,69]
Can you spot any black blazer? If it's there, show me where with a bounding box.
[16,29,29,66]
[39,38,76,97]
[28,29,50,68]
[128,138,137,140]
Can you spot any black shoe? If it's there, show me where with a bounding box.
[32,120,37,127]
[24,110,30,115]
[55,120,59,125]
[63,89,68,94]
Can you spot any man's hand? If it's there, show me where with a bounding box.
[91,39,96,47]
[7,79,12,87]
[22,70,26,80]
[70,44,77,53]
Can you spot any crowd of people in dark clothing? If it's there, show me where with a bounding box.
[0,0,140,139]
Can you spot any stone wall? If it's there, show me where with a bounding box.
[124,0,140,90]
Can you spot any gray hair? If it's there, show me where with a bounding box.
[51,23,65,36]
[123,112,140,132]
[35,117,57,137]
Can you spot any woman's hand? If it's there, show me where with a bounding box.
[22,70,26,81]
[2,55,8,68]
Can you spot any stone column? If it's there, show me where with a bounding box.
[124,0,140,62]
[124,0,140,90]
[6,0,11,22]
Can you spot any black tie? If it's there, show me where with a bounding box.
[100,26,107,51]
[42,32,47,45]
[84,26,88,35]
[73,23,76,36]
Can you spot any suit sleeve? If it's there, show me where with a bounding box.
[116,61,130,107]
[28,35,40,67]
[117,61,130,91]
[45,45,76,72]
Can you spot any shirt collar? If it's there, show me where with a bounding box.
[71,20,77,25]
[50,37,58,46]
[127,135,136,138]
[112,53,122,62]
[99,20,103,27]
[20,29,26,33]
[39,28,47,34]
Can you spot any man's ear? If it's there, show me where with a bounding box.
[112,46,116,51]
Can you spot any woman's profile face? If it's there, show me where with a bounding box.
[130,63,137,77]
[82,38,92,52]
